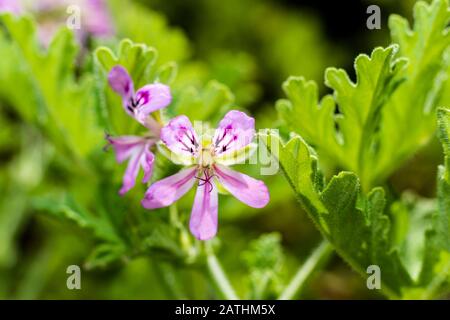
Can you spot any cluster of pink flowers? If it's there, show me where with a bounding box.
[0,0,114,45]
[107,66,270,240]
[0,1,270,240]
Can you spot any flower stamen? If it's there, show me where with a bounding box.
[195,169,216,192]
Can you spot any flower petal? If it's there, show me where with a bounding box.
[0,0,21,14]
[108,65,134,105]
[106,135,146,163]
[157,142,196,166]
[141,166,197,209]
[189,179,218,240]
[213,110,255,155]
[214,164,269,208]
[160,115,200,157]
[140,148,155,184]
[84,0,115,37]
[107,135,155,195]
[119,148,144,195]
[133,84,172,125]
[214,142,257,166]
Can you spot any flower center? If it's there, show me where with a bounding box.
[126,90,151,115]
[199,145,215,168]
[194,167,215,192]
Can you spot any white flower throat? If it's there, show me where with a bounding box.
[199,146,214,168]
[197,133,216,168]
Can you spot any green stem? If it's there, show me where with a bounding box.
[153,261,187,299]
[278,241,333,300]
[169,203,180,227]
[206,244,239,300]
[420,259,450,300]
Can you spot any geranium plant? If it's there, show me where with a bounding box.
[0,0,448,300]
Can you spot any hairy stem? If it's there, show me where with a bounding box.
[278,241,333,300]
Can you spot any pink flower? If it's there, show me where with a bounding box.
[82,0,115,38]
[108,65,172,129]
[1,0,114,34]
[142,111,270,240]
[106,65,172,195]
[106,135,155,196]
[21,0,114,46]
[0,0,21,14]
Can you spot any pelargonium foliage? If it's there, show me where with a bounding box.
[0,0,448,301]
[268,0,450,299]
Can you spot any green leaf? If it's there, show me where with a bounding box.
[0,14,103,157]
[32,194,120,244]
[156,62,178,85]
[277,0,450,190]
[0,27,36,122]
[242,233,283,272]
[85,243,127,270]
[399,108,450,298]
[0,190,27,268]
[417,107,450,296]
[242,233,284,299]
[207,51,262,107]
[264,123,450,298]
[390,195,436,283]
[276,77,339,166]
[438,107,450,178]
[278,45,407,190]
[267,131,450,297]
[108,0,191,65]
[172,80,234,123]
[95,39,157,88]
[140,222,188,262]
[376,0,450,184]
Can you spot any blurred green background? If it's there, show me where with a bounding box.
[0,0,443,299]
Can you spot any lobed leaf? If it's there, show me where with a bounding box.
[263,129,450,298]
[278,45,407,190]
[0,14,103,157]
[172,80,235,123]
[277,0,450,190]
